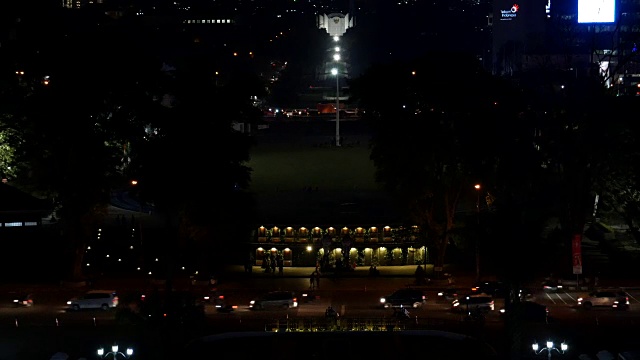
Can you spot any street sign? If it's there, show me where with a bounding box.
[572,234,583,275]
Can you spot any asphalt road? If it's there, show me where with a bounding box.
[1,274,640,360]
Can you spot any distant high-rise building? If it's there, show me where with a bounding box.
[62,0,103,9]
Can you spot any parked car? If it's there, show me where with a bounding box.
[67,290,118,311]
[577,289,629,310]
[499,301,549,322]
[249,291,298,310]
[379,288,427,309]
[451,293,495,313]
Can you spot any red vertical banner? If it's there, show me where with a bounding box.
[572,234,583,275]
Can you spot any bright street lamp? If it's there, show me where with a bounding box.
[532,340,568,360]
[97,345,133,359]
[331,67,340,147]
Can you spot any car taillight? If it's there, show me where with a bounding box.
[422,295,426,300]
[626,297,630,305]
[293,298,297,302]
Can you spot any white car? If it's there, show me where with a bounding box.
[577,289,629,310]
[67,290,119,311]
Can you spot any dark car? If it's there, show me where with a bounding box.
[437,287,460,303]
[139,291,206,325]
[472,281,507,298]
[12,293,34,307]
[542,280,563,293]
[499,301,549,322]
[380,288,426,309]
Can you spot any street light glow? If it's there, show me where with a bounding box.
[333,36,339,41]
[335,46,340,52]
[333,53,340,61]
[331,68,338,76]
[532,340,568,360]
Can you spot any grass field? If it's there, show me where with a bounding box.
[248,144,380,193]
[246,124,406,226]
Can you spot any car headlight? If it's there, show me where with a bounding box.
[250,300,255,305]
[577,297,583,302]
[499,308,505,313]
[66,301,72,305]
[380,298,386,303]
[437,292,443,296]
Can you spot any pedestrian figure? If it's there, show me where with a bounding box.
[309,272,316,290]
[277,257,284,276]
[315,270,321,289]
[270,254,276,275]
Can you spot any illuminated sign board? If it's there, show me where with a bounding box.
[500,3,520,21]
[578,0,615,23]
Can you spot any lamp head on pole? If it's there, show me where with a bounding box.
[331,68,338,76]
[474,184,480,190]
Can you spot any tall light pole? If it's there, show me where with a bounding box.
[331,67,340,147]
[474,184,481,283]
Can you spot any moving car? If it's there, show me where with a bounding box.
[142,291,206,325]
[12,293,34,307]
[577,289,629,310]
[542,280,563,293]
[67,290,118,311]
[436,287,460,303]
[471,281,507,297]
[249,291,298,310]
[380,288,427,309]
[451,293,495,313]
[499,301,549,322]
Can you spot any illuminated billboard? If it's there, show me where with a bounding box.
[577,0,615,23]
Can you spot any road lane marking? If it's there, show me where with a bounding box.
[564,292,577,302]
[554,293,567,305]
[546,293,557,304]
[625,292,640,304]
